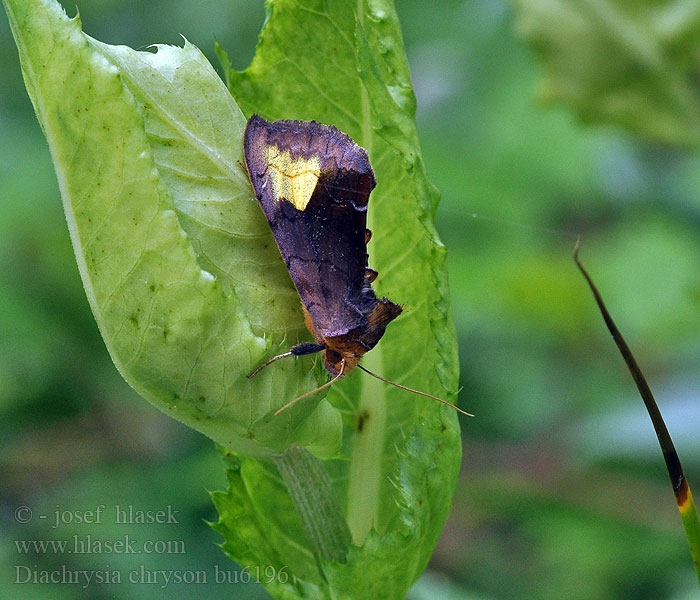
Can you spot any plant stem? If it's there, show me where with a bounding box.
[575,244,700,586]
[345,347,386,544]
[272,445,352,564]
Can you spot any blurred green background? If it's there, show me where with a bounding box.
[1,1,699,599]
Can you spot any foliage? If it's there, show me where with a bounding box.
[3,0,461,597]
[515,0,700,586]
[3,0,344,459]
[513,0,700,147]
[2,0,700,599]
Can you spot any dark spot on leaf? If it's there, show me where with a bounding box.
[357,409,370,432]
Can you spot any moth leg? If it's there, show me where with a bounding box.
[247,342,326,378]
[290,342,327,356]
[236,159,248,176]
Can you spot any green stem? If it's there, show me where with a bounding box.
[680,489,700,583]
[272,445,352,564]
[345,347,386,543]
[344,0,387,546]
[575,244,700,586]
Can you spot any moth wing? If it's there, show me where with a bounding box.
[244,115,397,342]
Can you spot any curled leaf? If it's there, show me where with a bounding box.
[4,0,342,457]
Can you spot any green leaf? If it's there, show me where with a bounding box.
[3,0,342,458]
[5,0,462,595]
[213,0,462,598]
[513,0,700,147]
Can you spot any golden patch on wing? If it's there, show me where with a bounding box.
[265,145,321,211]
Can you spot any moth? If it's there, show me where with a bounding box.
[243,115,470,416]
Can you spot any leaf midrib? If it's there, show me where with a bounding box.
[344,0,388,545]
[87,37,250,189]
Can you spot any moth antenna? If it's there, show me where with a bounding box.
[357,365,474,417]
[274,359,346,416]
[247,351,294,379]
